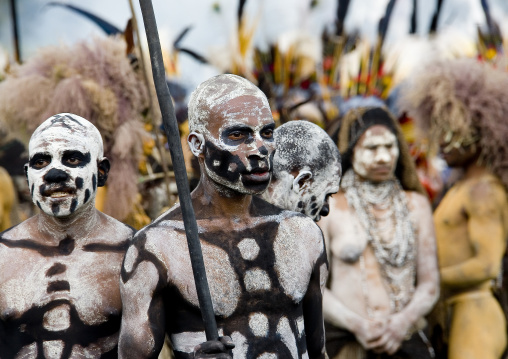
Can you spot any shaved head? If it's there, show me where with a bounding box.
[27,113,107,217]
[263,120,341,221]
[188,74,270,135]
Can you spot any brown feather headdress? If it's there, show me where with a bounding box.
[398,58,508,189]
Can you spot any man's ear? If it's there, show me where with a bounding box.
[188,131,205,157]
[292,170,312,194]
[97,158,111,187]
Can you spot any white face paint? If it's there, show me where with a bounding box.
[195,95,276,195]
[26,114,104,217]
[264,120,342,221]
[188,74,276,195]
[352,125,399,182]
[299,160,341,222]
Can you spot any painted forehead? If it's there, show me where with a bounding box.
[29,113,104,157]
[359,126,397,146]
[189,74,271,133]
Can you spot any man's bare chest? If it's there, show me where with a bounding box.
[160,220,313,317]
[0,241,124,326]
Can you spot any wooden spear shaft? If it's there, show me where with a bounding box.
[137,0,219,341]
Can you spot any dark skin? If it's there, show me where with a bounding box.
[0,119,134,358]
[118,88,328,359]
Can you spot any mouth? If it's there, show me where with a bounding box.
[242,169,271,182]
[372,167,391,174]
[42,187,76,199]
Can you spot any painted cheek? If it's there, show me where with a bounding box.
[353,149,372,177]
[204,141,245,182]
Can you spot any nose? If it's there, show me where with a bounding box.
[44,168,69,183]
[375,148,391,163]
[319,203,330,217]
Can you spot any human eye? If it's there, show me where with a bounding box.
[261,127,273,139]
[66,157,82,166]
[228,131,246,141]
[62,151,90,167]
[30,154,51,169]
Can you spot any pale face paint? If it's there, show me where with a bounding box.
[300,160,341,221]
[352,125,399,183]
[26,114,103,217]
[195,94,276,195]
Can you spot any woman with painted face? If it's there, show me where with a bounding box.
[318,107,439,359]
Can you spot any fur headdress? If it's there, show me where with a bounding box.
[398,58,508,189]
[338,106,425,195]
[0,36,150,221]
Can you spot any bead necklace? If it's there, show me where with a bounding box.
[342,169,416,313]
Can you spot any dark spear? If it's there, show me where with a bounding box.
[9,0,21,63]
[137,0,219,342]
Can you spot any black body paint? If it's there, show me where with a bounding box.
[75,177,84,189]
[204,141,272,193]
[70,199,78,213]
[52,203,60,215]
[0,236,75,257]
[84,189,90,204]
[44,168,69,183]
[123,197,325,359]
[39,114,86,133]
[47,280,71,293]
[46,263,67,277]
[62,151,91,168]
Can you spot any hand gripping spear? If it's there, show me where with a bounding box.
[138,0,219,342]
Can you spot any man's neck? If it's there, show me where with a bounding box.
[37,202,99,243]
[193,174,253,219]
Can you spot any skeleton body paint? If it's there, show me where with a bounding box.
[0,114,135,358]
[119,75,328,359]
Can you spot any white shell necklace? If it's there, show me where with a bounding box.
[342,169,416,312]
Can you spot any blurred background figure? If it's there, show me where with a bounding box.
[400,58,508,359]
[261,120,341,222]
[319,107,439,359]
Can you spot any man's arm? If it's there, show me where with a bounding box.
[371,192,439,355]
[302,237,327,359]
[441,180,506,287]
[119,234,167,359]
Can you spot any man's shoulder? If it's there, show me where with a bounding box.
[251,195,288,217]
[132,204,186,245]
[0,216,36,242]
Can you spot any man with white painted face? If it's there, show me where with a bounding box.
[0,113,135,358]
[118,74,328,359]
[261,120,342,222]
[318,107,439,358]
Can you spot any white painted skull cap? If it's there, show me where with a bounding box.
[29,113,104,159]
[188,74,270,134]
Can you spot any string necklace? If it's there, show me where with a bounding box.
[342,169,416,313]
